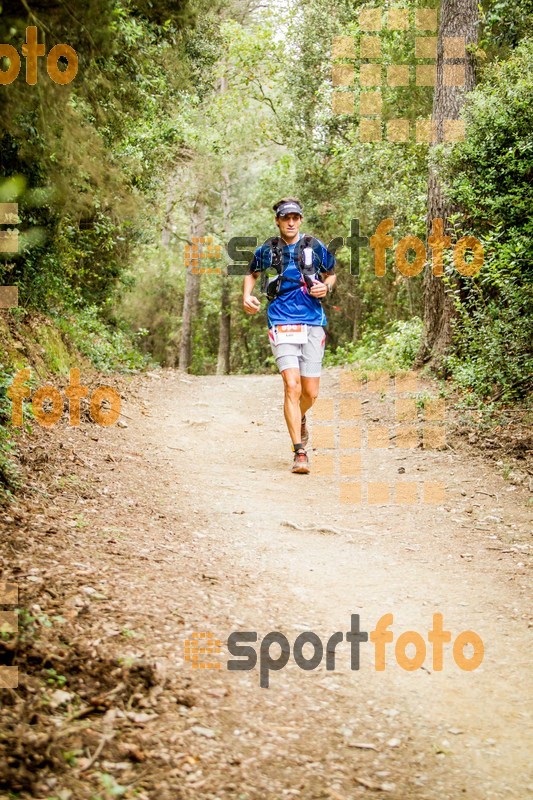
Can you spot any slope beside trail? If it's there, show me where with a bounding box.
[2,367,531,800]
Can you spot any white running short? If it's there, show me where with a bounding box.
[268,325,326,377]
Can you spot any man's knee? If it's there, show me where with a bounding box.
[283,374,302,400]
[301,382,319,405]
[302,389,319,405]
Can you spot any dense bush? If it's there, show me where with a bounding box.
[443,39,533,248]
[0,367,22,501]
[0,0,202,317]
[441,38,533,401]
[444,234,533,402]
[324,317,423,372]
[56,307,153,373]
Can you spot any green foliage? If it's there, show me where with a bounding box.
[324,317,423,371]
[56,307,152,372]
[44,668,67,688]
[0,0,202,317]
[0,0,530,413]
[277,0,430,350]
[119,245,185,366]
[0,0,204,502]
[0,367,22,502]
[0,423,21,503]
[444,237,533,402]
[479,0,533,53]
[93,772,128,798]
[441,39,533,401]
[443,39,533,248]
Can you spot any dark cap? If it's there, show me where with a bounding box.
[276,201,303,217]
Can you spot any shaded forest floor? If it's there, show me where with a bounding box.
[0,367,531,800]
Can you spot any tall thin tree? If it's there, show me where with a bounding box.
[416,0,478,367]
[179,200,205,371]
[216,162,232,374]
[216,74,232,375]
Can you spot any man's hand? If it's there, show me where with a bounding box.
[309,280,328,299]
[243,294,261,314]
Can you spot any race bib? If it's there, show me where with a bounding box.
[273,324,308,344]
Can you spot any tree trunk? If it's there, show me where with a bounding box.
[178,202,205,371]
[352,292,361,342]
[161,171,180,248]
[217,281,231,373]
[217,166,231,374]
[416,0,478,368]
[216,79,231,376]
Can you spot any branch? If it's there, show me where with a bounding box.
[490,374,533,402]
[265,134,286,146]
[19,0,53,34]
[58,0,98,53]
[251,78,281,121]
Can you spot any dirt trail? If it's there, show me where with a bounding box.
[3,368,532,799]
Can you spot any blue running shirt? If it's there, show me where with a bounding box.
[249,234,335,328]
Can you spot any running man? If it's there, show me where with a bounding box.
[242,197,336,474]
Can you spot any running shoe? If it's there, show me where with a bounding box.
[292,448,310,474]
[301,414,309,447]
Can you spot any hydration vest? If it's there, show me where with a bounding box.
[260,234,319,301]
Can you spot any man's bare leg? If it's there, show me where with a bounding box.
[281,368,303,445]
[300,376,320,417]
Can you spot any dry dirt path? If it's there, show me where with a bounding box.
[4,368,532,800]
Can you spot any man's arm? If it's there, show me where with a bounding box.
[243,271,261,314]
[309,272,336,298]
[309,242,337,298]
